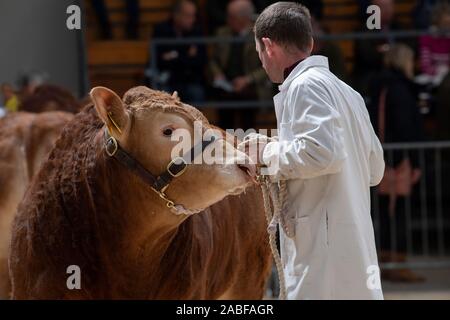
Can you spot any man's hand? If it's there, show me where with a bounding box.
[237,133,269,166]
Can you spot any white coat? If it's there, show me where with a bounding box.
[262,56,385,300]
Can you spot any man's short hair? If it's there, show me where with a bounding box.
[254,2,312,52]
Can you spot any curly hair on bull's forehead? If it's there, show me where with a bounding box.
[122,86,208,123]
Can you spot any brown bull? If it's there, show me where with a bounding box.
[0,111,74,298]
[9,86,271,299]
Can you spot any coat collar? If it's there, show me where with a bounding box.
[278,55,329,92]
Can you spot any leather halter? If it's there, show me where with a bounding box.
[103,129,216,214]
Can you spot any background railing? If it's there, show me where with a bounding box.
[373,141,450,270]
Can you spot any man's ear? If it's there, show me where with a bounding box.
[90,86,129,136]
[308,37,314,54]
[262,37,274,57]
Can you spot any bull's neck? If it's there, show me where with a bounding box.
[103,159,189,291]
[92,132,189,296]
[120,188,186,258]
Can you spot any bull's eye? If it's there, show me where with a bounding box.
[163,128,173,137]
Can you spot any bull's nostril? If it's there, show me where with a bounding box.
[238,163,257,181]
[238,164,250,175]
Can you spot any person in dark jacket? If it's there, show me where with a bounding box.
[369,47,423,146]
[208,0,272,130]
[152,0,207,103]
[353,0,416,98]
[369,44,425,283]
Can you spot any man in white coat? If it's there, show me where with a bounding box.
[245,2,385,299]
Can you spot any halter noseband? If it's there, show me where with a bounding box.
[103,129,216,215]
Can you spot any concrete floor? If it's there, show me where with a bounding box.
[382,269,450,300]
[383,268,450,300]
[266,260,450,300]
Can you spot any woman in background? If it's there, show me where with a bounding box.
[369,44,425,282]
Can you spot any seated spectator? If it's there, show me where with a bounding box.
[419,1,450,81]
[311,16,347,81]
[209,0,271,130]
[353,0,411,98]
[368,44,425,282]
[152,0,207,103]
[1,83,19,113]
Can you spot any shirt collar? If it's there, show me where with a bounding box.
[279,55,330,92]
[283,59,304,81]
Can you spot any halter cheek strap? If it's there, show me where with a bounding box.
[103,129,216,215]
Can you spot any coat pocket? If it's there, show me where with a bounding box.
[283,210,330,277]
[284,216,313,276]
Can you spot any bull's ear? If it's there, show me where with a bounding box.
[90,86,129,136]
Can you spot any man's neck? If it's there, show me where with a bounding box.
[282,54,309,81]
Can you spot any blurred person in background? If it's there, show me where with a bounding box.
[1,83,19,113]
[209,0,271,130]
[368,44,425,282]
[152,0,207,103]
[418,2,450,141]
[353,0,410,98]
[419,1,450,81]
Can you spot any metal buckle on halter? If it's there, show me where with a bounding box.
[105,136,118,156]
[166,157,187,177]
